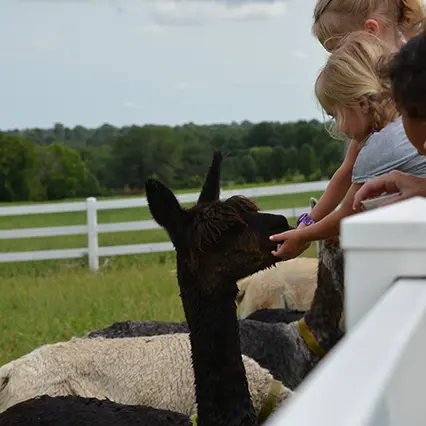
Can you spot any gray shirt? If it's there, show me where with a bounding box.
[353,118,426,183]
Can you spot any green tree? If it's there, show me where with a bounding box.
[249,147,274,182]
[245,122,278,147]
[270,146,288,180]
[41,143,88,200]
[0,133,45,201]
[110,125,182,189]
[239,154,258,183]
[53,122,65,142]
[322,141,344,177]
[298,144,318,178]
[1,118,347,194]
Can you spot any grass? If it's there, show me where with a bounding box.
[0,189,322,365]
[0,243,318,365]
[0,253,185,365]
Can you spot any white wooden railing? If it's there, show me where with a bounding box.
[0,180,329,272]
[266,196,426,426]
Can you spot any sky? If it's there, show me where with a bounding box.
[1,0,330,130]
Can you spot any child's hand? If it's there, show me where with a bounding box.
[269,229,311,261]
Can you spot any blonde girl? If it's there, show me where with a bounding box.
[313,0,425,52]
[353,25,426,208]
[294,0,426,254]
[270,31,426,260]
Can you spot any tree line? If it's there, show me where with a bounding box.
[0,119,344,202]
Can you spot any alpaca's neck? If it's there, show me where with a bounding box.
[179,270,256,426]
[304,253,344,352]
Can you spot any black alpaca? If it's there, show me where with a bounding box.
[87,161,345,391]
[87,238,344,391]
[0,151,291,426]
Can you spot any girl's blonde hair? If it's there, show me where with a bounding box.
[315,31,399,139]
[313,0,425,51]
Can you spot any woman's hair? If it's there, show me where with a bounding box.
[315,31,399,138]
[313,0,425,51]
[384,23,426,119]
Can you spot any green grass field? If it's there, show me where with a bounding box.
[0,189,323,365]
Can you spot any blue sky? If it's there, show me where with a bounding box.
[1,0,329,129]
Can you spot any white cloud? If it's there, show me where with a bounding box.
[224,1,287,20]
[31,38,59,52]
[176,81,190,91]
[291,49,309,59]
[131,23,165,34]
[151,0,287,26]
[175,81,207,91]
[182,98,197,105]
[123,101,137,109]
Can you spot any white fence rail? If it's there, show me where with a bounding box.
[0,180,329,216]
[266,196,426,425]
[0,180,329,271]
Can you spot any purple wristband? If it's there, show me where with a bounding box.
[297,213,316,227]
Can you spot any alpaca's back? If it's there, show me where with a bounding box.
[245,308,305,324]
[0,395,192,426]
[88,320,188,339]
[237,258,318,318]
[0,334,292,416]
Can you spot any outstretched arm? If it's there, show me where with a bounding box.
[303,139,359,224]
[271,182,363,260]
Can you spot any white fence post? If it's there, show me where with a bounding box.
[86,197,99,272]
[341,196,426,331]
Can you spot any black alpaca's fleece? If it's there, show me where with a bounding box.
[0,395,191,426]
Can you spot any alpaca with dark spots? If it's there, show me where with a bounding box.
[245,308,306,324]
[87,308,306,340]
[0,151,293,426]
[88,234,345,390]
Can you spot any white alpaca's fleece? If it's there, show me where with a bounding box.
[0,334,293,415]
[236,257,318,318]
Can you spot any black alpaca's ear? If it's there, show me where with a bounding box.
[197,150,223,205]
[145,179,183,232]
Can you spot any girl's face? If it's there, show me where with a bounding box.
[401,113,426,156]
[333,103,373,142]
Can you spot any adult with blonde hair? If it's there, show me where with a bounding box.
[269,31,426,260]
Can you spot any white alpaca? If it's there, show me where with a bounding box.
[236,257,318,318]
[0,334,292,416]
